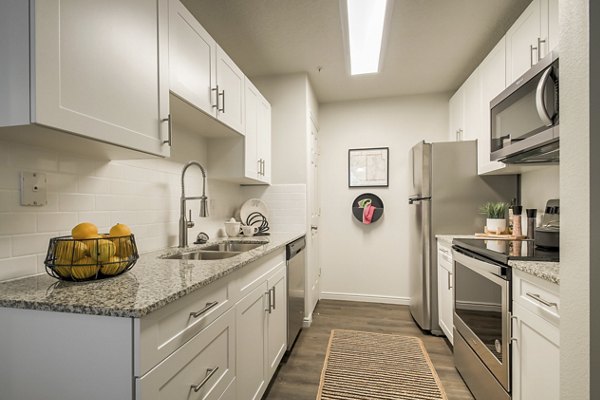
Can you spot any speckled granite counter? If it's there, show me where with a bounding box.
[509,260,560,285]
[435,234,479,244]
[0,232,304,318]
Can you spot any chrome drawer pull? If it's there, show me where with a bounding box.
[190,301,219,318]
[265,291,272,313]
[526,292,558,308]
[191,366,219,392]
[271,286,276,310]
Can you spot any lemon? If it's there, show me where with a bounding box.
[100,256,128,276]
[87,239,116,262]
[53,266,72,279]
[109,223,132,237]
[71,257,99,280]
[55,240,88,263]
[72,222,99,240]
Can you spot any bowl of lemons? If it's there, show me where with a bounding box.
[45,222,139,282]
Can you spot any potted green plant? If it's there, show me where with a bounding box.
[480,202,509,234]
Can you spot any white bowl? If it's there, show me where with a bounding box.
[224,222,241,237]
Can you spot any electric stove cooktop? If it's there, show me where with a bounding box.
[452,238,559,265]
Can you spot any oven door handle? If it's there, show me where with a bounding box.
[452,249,508,284]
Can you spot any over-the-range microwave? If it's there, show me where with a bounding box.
[490,50,559,164]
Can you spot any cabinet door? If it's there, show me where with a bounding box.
[216,46,245,134]
[448,87,464,141]
[257,95,272,184]
[505,0,542,84]
[437,243,454,344]
[33,0,170,157]
[478,37,508,175]
[169,0,217,117]
[236,282,268,400]
[463,69,481,142]
[244,81,260,179]
[266,265,287,378]
[547,0,558,53]
[512,303,559,400]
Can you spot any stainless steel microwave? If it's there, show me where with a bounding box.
[490,51,559,164]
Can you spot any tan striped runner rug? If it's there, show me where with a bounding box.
[317,330,448,400]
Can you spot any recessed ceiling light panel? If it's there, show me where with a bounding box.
[341,0,391,76]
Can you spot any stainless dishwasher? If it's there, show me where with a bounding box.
[286,236,306,351]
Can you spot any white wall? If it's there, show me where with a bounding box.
[561,0,592,398]
[318,93,450,303]
[0,124,244,282]
[520,166,560,211]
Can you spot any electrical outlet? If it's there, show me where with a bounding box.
[20,171,47,206]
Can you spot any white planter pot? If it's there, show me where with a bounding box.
[486,218,507,234]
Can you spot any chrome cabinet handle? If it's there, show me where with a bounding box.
[211,85,219,109]
[530,44,538,67]
[191,367,219,392]
[257,159,262,175]
[161,114,172,146]
[218,90,225,113]
[537,37,546,61]
[447,272,453,290]
[261,159,265,176]
[526,292,558,308]
[265,290,272,313]
[190,301,219,318]
[271,286,276,310]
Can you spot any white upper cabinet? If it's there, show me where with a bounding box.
[462,69,481,142]
[479,37,509,175]
[168,0,217,117]
[244,80,272,184]
[216,46,246,135]
[448,87,465,141]
[0,0,171,157]
[505,0,557,85]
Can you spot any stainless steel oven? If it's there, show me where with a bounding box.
[453,246,512,400]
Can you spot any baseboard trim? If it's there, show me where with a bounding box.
[320,291,410,305]
[303,314,312,328]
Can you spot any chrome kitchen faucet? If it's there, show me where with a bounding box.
[179,161,208,248]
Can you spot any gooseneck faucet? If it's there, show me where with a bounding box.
[179,161,208,248]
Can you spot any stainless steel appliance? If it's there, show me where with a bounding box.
[535,199,560,249]
[490,51,559,164]
[452,238,559,400]
[408,140,517,334]
[286,236,305,352]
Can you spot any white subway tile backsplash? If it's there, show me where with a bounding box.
[12,233,56,257]
[0,255,38,281]
[46,172,78,193]
[0,237,11,258]
[0,214,37,235]
[78,176,111,194]
[59,193,95,211]
[36,213,78,233]
[0,168,20,190]
[77,212,112,230]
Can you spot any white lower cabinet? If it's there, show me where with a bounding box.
[511,270,560,400]
[437,240,454,344]
[236,261,287,400]
[136,308,236,400]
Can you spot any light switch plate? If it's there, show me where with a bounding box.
[20,171,47,206]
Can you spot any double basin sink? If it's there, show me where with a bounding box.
[165,241,264,260]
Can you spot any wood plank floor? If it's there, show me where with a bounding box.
[264,300,474,400]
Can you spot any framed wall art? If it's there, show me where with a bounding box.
[348,147,389,187]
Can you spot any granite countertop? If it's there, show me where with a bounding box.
[508,260,560,285]
[436,234,479,244]
[0,232,305,318]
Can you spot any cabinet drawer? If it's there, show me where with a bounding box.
[233,250,285,299]
[437,243,453,272]
[136,307,236,400]
[137,277,233,375]
[513,271,559,326]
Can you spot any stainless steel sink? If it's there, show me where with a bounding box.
[201,242,264,252]
[166,251,240,260]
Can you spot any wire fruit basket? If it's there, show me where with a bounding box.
[44,234,139,282]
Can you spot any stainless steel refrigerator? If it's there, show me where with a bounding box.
[408,140,517,334]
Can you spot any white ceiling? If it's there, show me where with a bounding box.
[182,0,530,103]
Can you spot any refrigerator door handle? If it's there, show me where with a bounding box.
[408,196,432,204]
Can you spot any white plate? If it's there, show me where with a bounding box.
[240,198,270,225]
